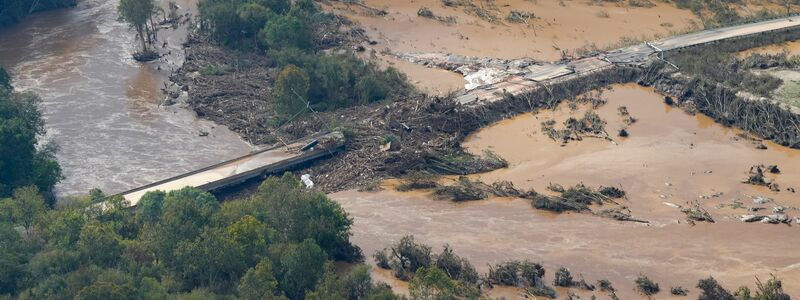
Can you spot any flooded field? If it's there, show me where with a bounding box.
[333,84,800,298]
[0,0,251,197]
[326,0,698,94]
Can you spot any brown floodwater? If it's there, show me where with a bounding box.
[738,40,800,57]
[0,0,251,197]
[333,84,800,298]
[327,0,698,94]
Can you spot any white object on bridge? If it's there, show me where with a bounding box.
[301,174,314,189]
[464,68,506,90]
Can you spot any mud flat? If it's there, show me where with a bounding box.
[332,84,800,298]
[326,0,698,93]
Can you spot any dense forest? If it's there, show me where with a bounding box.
[0,0,77,28]
[0,173,406,299]
[0,67,62,202]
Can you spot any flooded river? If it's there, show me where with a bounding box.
[0,0,251,197]
[333,84,800,298]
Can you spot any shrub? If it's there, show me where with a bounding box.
[635,275,660,295]
[553,267,573,287]
[273,64,310,118]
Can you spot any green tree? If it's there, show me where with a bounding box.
[272,64,310,120]
[226,215,273,265]
[0,67,10,90]
[138,277,167,300]
[78,222,123,267]
[258,15,312,50]
[275,239,327,300]
[345,265,374,300]
[305,264,347,300]
[254,173,359,261]
[117,0,156,53]
[237,3,273,44]
[136,190,165,224]
[238,258,282,300]
[0,81,62,201]
[0,222,26,295]
[409,267,457,300]
[9,186,46,233]
[74,281,130,300]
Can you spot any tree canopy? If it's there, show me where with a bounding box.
[0,0,77,28]
[0,173,392,299]
[196,0,412,119]
[0,66,62,202]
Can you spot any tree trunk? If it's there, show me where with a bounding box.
[137,25,148,52]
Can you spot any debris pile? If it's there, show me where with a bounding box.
[396,171,438,191]
[742,164,781,191]
[531,183,625,213]
[541,111,609,144]
[681,201,715,223]
[417,7,457,24]
[434,176,490,201]
[506,10,535,24]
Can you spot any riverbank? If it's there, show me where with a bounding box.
[0,0,77,28]
[0,0,251,197]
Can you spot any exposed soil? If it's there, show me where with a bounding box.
[324,0,699,94]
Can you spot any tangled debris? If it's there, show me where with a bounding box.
[425,150,508,175]
[432,177,536,201]
[395,171,438,192]
[417,7,457,24]
[671,286,689,296]
[596,208,649,223]
[434,176,489,201]
[541,111,609,144]
[531,183,625,213]
[488,261,557,298]
[742,164,781,191]
[506,10,535,24]
[681,201,715,223]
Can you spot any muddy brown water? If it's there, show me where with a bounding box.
[0,0,251,197]
[333,84,800,298]
[328,0,698,95]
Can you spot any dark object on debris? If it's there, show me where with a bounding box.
[743,165,768,185]
[417,7,434,18]
[401,122,412,132]
[671,286,689,296]
[767,165,781,174]
[664,96,674,106]
[300,139,319,151]
[599,186,626,198]
[133,50,159,62]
